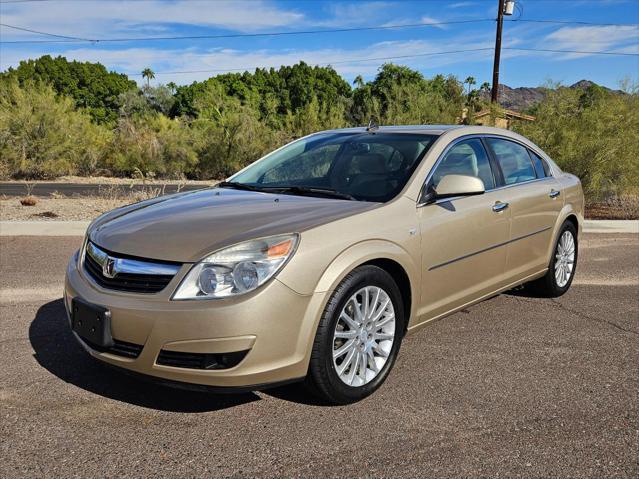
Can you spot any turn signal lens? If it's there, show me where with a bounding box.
[267,239,294,258]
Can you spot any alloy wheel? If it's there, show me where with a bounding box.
[332,286,396,387]
[555,230,576,288]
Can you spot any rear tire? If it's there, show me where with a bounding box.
[528,221,578,297]
[305,265,405,404]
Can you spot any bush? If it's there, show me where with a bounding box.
[0,81,110,179]
[106,115,198,178]
[513,84,639,201]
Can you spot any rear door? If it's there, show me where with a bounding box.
[484,137,563,281]
[417,138,511,321]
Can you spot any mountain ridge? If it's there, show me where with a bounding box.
[485,80,625,112]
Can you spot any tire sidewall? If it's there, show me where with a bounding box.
[316,266,405,403]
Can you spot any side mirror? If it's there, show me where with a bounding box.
[434,174,485,199]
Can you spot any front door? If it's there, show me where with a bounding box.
[416,138,511,323]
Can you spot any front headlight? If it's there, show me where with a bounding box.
[172,234,299,300]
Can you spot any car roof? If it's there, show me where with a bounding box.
[319,125,527,137]
[321,125,462,136]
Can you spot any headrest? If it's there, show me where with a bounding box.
[351,153,387,174]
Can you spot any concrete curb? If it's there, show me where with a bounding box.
[583,220,638,234]
[1,220,638,236]
[0,221,90,236]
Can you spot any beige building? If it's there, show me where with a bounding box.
[472,108,536,129]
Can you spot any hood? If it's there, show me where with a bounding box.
[89,188,378,262]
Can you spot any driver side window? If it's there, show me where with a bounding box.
[431,139,495,190]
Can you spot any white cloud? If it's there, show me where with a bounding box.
[544,25,639,58]
[420,16,448,30]
[447,2,477,8]
[0,0,305,40]
[316,2,394,28]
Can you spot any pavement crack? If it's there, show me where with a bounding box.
[549,298,639,336]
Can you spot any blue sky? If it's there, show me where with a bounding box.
[1,0,638,88]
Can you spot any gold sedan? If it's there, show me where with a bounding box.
[64,125,583,404]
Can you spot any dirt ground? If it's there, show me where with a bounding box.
[0,197,132,221]
[10,175,212,185]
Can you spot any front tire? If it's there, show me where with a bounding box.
[305,265,405,404]
[529,221,578,297]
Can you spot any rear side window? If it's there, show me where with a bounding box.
[529,151,551,178]
[431,139,495,190]
[486,138,536,185]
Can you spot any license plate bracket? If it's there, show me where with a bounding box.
[71,298,114,349]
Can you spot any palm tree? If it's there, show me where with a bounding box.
[141,68,155,88]
[464,76,476,97]
[167,81,177,94]
[480,81,491,93]
[353,75,364,89]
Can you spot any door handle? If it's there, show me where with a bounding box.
[549,189,561,199]
[492,201,509,212]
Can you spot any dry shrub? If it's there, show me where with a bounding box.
[20,195,37,206]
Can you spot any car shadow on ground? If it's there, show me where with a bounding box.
[503,283,550,299]
[29,299,264,413]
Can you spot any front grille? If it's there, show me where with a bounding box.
[156,349,249,370]
[84,242,180,294]
[83,338,144,358]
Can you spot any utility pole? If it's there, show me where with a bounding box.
[491,0,514,103]
[491,0,506,103]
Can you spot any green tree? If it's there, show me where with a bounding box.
[0,55,136,124]
[351,64,465,125]
[464,76,476,97]
[142,68,155,88]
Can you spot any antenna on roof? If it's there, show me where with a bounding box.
[366,118,379,132]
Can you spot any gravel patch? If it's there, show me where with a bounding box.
[0,198,132,221]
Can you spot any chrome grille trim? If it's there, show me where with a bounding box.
[86,242,181,276]
[84,242,181,293]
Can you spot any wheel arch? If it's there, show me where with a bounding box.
[313,240,418,329]
[545,206,583,264]
[362,258,412,336]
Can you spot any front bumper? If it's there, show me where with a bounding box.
[64,252,326,388]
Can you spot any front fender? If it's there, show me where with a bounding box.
[313,239,419,320]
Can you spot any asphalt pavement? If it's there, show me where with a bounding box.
[0,234,637,478]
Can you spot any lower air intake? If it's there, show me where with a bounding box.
[156,349,249,370]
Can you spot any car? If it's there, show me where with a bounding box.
[64,125,584,404]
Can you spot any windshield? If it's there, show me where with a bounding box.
[229,132,437,202]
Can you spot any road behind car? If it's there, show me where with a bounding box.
[0,234,637,478]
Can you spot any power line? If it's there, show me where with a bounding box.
[119,46,638,77]
[0,23,93,41]
[124,48,497,76]
[1,19,495,44]
[2,17,637,45]
[508,19,639,27]
[504,46,639,56]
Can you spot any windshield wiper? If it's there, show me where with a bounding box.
[217,181,264,192]
[262,186,357,201]
[218,182,357,201]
